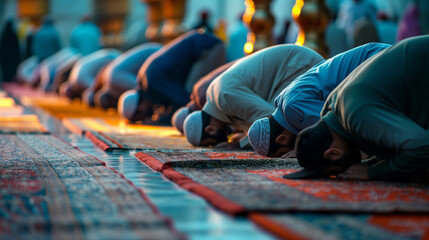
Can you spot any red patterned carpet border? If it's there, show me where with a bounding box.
[250,213,429,240]
[134,152,429,215]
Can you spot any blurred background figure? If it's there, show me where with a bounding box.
[226,13,247,61]
[70,15,102,56]
[396,2,421,42]
[122,19,147,50]
[352,16,379,47]
[193,10,213,32]
[17,18,35,61]
[0,19,20,82]
[60,48,120,100]
[15,56,38,84]
[336,0,377,48]
[32,16,62,63]
[91,42,162,109]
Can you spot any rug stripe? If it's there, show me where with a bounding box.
[249,214,308,240]
[0,135,185,239]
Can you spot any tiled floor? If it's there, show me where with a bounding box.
[38,110,275,240]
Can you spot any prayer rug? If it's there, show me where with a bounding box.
[0,134,185,240]
[0,115,47,134]
[136,151,273,172]
[3,82,119,119]
[135,152,429,215]
[250,213,429,240]
[86,131,205,152]
[63,117,180,135]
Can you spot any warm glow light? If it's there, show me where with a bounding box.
[81,118,112,133]
[0,97,15,107]
[78,117,179,136]
[292,0,304,19]
[0,114,39,122]
[292,0,305,46]
[243,0,255,24]
[295,31,305,46]
[244,42,254,54]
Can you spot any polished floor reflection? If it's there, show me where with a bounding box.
[59,132,274,240]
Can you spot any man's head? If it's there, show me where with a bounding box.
[94,89,117,109]
[183,110,228,146]
[118,89,153,122]
[248,115,296,157]
[82,88,95,107]
[284,119,361,179]
[171,106,190,134]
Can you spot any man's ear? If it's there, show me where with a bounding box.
[204,125,216,135]
[275,134,290,146]
[323,147,343,161]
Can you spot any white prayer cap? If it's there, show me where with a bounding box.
[248,117,271,156]
[59,82,71,98]
[82,89,95,107]
[118,90,139,120]
[95,89,117,109]
[172,106,190,134]
[183,110,204,146]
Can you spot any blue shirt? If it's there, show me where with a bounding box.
[138,30,223,106]
[272,42,391,135]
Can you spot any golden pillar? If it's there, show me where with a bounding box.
[292,0,330,58]
[143,0,163,43]
[161,0,186,42]
[243,0,275,54]
[93,0,129,48]
[17,0,49,26]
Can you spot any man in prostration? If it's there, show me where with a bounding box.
[118,30,226,125]
[284,36,429,182]
[89,43,162,109]
[59,48,120,99]
[171,61,236,133]
[248,42,390,157]
[183,44,324,148]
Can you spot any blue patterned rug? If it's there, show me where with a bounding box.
[0,134,184,239]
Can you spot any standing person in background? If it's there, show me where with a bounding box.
[0,19,20,82]
[70,16,102,56]
[336,0,377,47]
[32,16,61,63]
[226,13,247,61]
[396,2,421,42]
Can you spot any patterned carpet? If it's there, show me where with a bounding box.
[0,135,184,240]
[63,117,179,135]
[86,131,206,152]
[250,213,429,240]
[135,152,429,215]
[0,115,47,134]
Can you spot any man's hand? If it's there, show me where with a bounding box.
[282,150,296,158]
[215,141,241,150]
[229,132,245,142]
[338,164,369,180]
